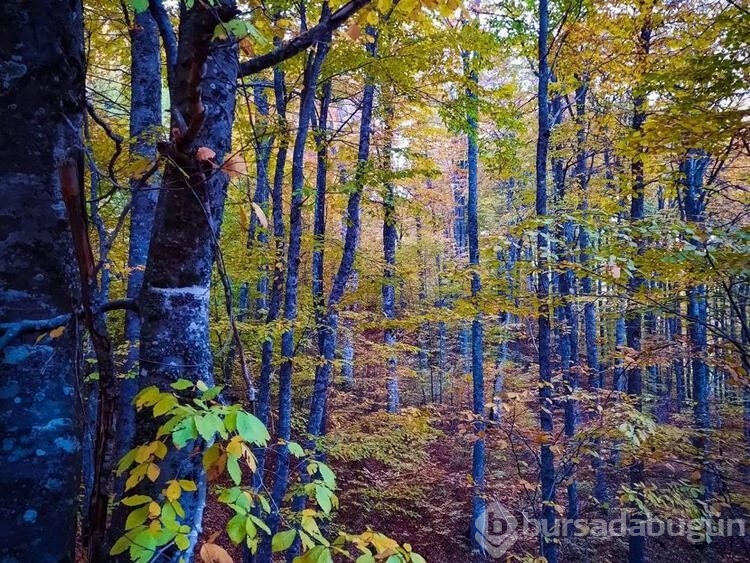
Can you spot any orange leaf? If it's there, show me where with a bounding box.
[223,154,248,179]
[347,22,361,40]
[196,147,217,161]
[200,543,233,563]
[49,326,65,338]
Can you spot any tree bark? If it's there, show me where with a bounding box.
[0,1,85,560]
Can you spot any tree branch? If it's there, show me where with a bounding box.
[0,314,72,350]
[238,0,371,77]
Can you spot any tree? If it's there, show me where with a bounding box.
[535,0,557,560]
[0,1,85,560]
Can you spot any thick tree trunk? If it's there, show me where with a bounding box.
[111,4,240,560]
[0,1,85,560]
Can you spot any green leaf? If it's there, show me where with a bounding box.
[272,529,296,553]
[287,441,305,457]
[259,495,271,514]
[175,534,190,551]
[110,535,131,556]
[171,379,194,391]
[116,448,136,475]
[121,495,152,507]
[316,462,336,489]
[125,505,150,530]
[315,485,332,515]
[172,418,197,448]
[236,411,270,445]
[227,454,242,485]
[129,0,149,14]
[356,555,376,563]
[294,545,332,563]
[301,515,326,544]
[195,414,217,441]
[248,513,271,535]
[227,514,247,544]
[409,554,427,563]
[202,385,223,402]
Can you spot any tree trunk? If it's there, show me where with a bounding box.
[627,16,651,563]
[382,97,400,414]
[113,4,240,560]
[111,9,163,548]
[259,34,331,563]
[535,1,557,560]
[680,150,714,498]
[0,1,85,560]
[464,56,486,561]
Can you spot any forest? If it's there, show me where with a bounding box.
[1,0,749,561]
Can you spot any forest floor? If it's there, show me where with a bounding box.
[200,375,750,562]
[199,336,750,562]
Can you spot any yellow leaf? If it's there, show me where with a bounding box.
[153,441,168,460]
[135,445,151,464]
[147,463,160,482]
[148,501,161,517]
[226,439,243,458]
[370,532,399,554]
[244,449,257,472]
[179,479,197,491]
[125,473,143,491]
[165,480,181,501]
[239,205,249,233]
[366,10,379,25]
[200,542,233,563]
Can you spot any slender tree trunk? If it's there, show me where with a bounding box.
[111,10,163,548]
[382,97,400,413]
[551,90,580,521]
[536,2,557,558]
[463,56,486,561]
[256,64,288,434]
[249,81,274,316]
[493,182,518,422]
[681,150,714,498]
[627,17,651,563]
[247,63,288,563]
[416,217,431,400]
[259,33,331,562]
